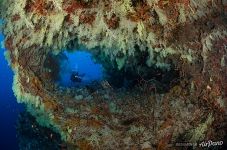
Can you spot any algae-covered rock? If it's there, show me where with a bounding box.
[1,0,227,149]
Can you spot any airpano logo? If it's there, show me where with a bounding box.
[199,140,223,148]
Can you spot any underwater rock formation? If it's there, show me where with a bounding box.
[16,112,66,150]
[1,0,227,149]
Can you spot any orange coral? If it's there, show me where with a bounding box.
[79,12,96,25]
[77,139,93,150]
[159,118,174,130]
[86,119,103,128]
[43,98,60,111]
[158,0,190,8]
[11,14,21,22]
[127,2,151,22]
[63,0,87,13]
[30,77,43,93]
[28,0,47,15]
[157,133,172,150]
[5,36,14,51]
[104,14,120,29]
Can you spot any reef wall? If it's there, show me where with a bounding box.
[1,0,227,149]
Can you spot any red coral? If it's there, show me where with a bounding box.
[127,2,151,22]
[65,14,73,24]
[25,0,55,16]
[104,14,120,29]
[177,0,190,7]
[165,5,179,22]
[79,12,96,25]
[31,0,47,15]
[158,0,190,8]
[5,36,16,65]
[5,36,14,51]
[11,14,21,22]
[63,1,86,13]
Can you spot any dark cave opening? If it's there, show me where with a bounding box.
[43,48,180,93]
[92,48,180,93]
[105,65,179,93]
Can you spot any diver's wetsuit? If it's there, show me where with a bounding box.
[70,72,83,83]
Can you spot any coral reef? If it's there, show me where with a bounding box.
[1,0,227,149]
[16,112,66,150]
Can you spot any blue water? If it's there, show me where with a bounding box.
[0,33,103,149]
[0,17,103,149]
[0,34,24,149]
[58,51,104,87]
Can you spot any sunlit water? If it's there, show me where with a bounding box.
[58,51,104,87]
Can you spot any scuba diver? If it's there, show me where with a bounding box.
[70,71,85,83]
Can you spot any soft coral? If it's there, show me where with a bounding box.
[63,0,87,13]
